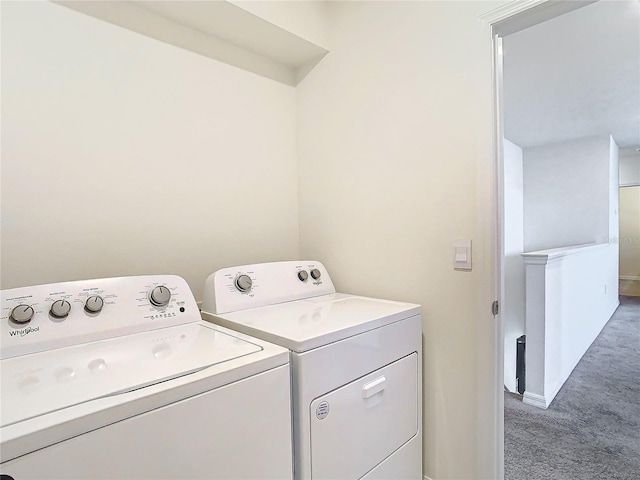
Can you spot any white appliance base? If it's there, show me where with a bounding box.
[2,365,292,480]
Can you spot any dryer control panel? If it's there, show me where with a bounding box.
[1,275,199,360]
[202,261,336,315]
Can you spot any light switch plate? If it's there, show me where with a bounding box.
[454,240,472,271]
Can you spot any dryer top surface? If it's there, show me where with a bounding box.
[206,293,421,352]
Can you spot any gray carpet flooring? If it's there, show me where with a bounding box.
[504,295,640,480]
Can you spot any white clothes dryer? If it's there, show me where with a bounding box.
[201,261,423,480]
[1,275,292,480]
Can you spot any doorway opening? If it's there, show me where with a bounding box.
[619,185,640,296]
[485,1,640,478]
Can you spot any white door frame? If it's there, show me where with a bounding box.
[480,1,598,478]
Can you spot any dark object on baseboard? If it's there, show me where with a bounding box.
[516,335,526,395]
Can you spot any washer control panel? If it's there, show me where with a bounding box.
[201,260,336,315]
[1,275,199,360]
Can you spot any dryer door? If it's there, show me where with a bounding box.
[309,353,418,479]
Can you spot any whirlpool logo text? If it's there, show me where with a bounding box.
[9,326,40,337]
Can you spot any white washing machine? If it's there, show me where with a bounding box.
[201,261,423,480]
[1,275,293,479]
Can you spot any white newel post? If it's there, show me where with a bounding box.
[522,255,551,408]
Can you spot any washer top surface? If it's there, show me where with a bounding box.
[207,293,420,352]
[1,322,261,429]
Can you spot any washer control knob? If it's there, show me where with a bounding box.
[310,268,322,280]
[10,304,35,324]
[235,274,253,293]
[149,286,171,307]
[297,270,309,282]
[50,300,72,319]
[85,295,104,313]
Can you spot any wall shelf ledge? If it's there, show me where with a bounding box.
[55,0,329,86]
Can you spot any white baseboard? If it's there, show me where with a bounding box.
[620,276,640,281]
[522,391,548,409]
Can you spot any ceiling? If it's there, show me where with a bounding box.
[503,0,640,150]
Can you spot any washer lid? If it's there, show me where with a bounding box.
[213,293,421,352]
[0,323,261,428]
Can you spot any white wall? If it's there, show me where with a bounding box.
[296,2,503,478]
[610,139,620,240]
[619,147,640,186]
[0,1,300,299]
[619,186,640,279]
[523,135,618,252]
[503,139,525,393]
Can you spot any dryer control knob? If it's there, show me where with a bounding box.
[85,295,104,313]
[310,268,322,280]
[10,304,35,324]
[150,286,171,307]
[235,274,253,293]
[297,270,309,282]
[50,300,71,319]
